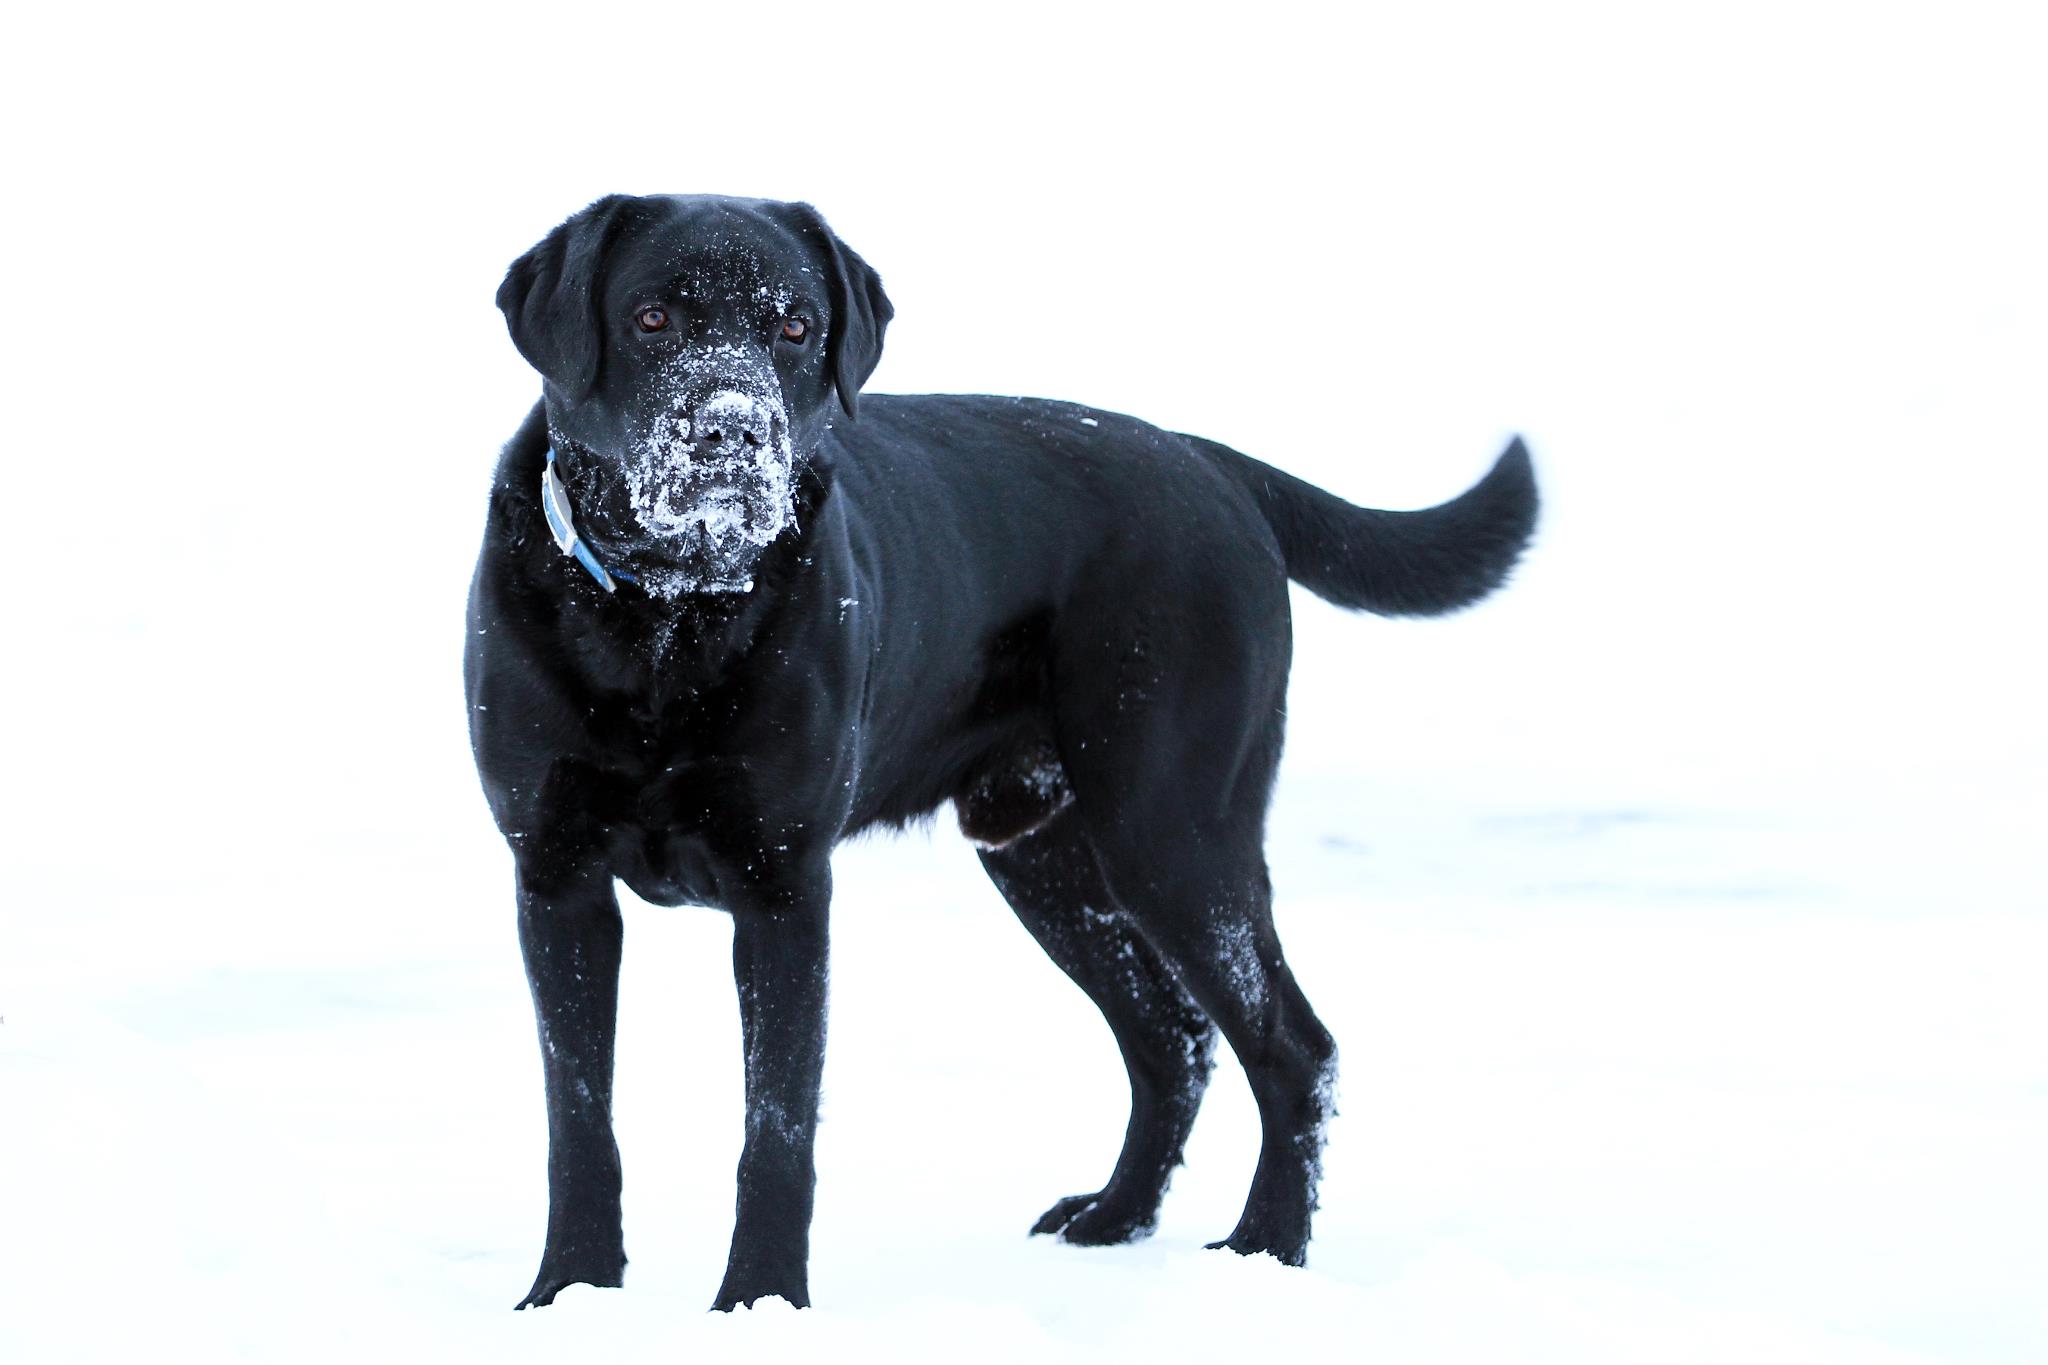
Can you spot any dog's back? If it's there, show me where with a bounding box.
[812,388,1535,859]
[827,392,1535,626]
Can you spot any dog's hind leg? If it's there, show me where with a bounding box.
[1084,830,1338,1267]
[979,815,1217,1245]
[1049,573,1337,1265]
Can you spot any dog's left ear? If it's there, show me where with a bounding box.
[497,194,635,404]
[785,204,893,418]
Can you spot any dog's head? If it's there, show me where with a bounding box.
[498,194,892,597]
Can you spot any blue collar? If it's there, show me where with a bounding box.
[540,446,636,592]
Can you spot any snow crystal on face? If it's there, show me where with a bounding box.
[752,281,798,313]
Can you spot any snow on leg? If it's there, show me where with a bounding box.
[980,814,1216,1245]
[1088,837,1337,1267]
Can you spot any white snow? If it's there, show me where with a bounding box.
[4,7,2044,1365]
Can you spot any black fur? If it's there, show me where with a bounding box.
[467,194,1537,1312]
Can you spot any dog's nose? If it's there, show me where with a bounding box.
[688,391,772,453]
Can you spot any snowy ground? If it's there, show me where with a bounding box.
[6,711,2042,1362]
[4,4,2044,1362]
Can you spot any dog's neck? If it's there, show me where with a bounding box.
[541,446,634,593]
[515,444,837,699]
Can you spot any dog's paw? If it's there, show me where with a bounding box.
[515,1255,626,1309]
[1030,1191,1157,1245]
[712,1252,810,1313]
[1203,1231,1308,1267]
[711,1278,809,1312]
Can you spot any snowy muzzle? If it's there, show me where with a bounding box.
[549,340,808,599]
[620,383,799,598]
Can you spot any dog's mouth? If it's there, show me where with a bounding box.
[622,453,793,546]
[554,424,802,599]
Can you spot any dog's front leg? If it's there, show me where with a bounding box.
[714,871,831,1311]
[514,855,626,1309]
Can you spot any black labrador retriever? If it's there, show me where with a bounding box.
[467,193,1537,1312]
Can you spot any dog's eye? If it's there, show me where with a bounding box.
[780,317,809,343]
[636,306,670,333]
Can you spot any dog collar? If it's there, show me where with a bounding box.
[541,446,635,593]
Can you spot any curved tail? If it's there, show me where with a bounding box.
[1201,435,1538,617]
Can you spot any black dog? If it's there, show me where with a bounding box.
[467,194,1536,1312]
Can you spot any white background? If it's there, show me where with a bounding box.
[3,3,2043,1361]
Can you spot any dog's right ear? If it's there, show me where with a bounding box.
[496,195,634,404]
[780,203,893,419]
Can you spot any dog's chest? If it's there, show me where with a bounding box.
[589,702,824,910]
[613,824,728,909]
[590,752,750,909]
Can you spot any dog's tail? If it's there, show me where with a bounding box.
[1199,435,1538,617]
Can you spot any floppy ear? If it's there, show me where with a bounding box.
[496,195,634,403]
[789,204,893,417]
